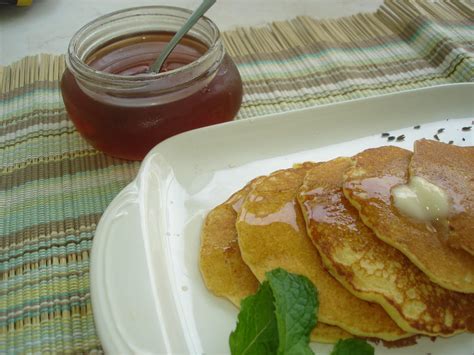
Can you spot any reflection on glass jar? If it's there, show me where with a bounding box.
[61,6,243,161]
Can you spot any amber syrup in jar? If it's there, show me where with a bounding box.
[61,31,243,160]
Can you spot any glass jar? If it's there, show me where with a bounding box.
[61,6,243,160]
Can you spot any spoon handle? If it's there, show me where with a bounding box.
[149,0,217,73]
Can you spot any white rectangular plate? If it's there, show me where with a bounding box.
[91,83,474,355]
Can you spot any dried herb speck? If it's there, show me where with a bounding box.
[448,140,454,144]
[462,126,471,131]
[388,136,395,142]
[381,132,390,137]
[396,134,405,142]
[434,134,440,141]
[414,125,421,129]
[437,128,445,134]
[462,138,466,141]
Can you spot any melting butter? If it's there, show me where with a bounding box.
[392,176,450,222]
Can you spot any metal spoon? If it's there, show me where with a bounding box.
[148,0,217,73]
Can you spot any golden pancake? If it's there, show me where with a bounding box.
[236,163,408,340]
[199,177,353,344]
[308,323,353,344]
[410,139,474,256]
[343,146,474,293]
[200,178,263,306]
[298,157,474,336]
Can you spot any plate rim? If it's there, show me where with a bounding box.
[90,83,474,353]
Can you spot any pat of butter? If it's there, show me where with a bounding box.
[392,176,450,222]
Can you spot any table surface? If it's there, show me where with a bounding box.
[0,0,383,66]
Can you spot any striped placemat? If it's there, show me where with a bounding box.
[1,0,473,352]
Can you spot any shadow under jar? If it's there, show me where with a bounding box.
[61,6,243,160]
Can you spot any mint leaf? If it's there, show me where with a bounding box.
[229,281,278,355]
[229,268,321,355]
[229,269,375,355]
[266,268,318,355]
[330,339,374,355]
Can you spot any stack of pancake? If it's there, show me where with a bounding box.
[199,139,474,346]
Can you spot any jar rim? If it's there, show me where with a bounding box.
[66,5,222,85]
